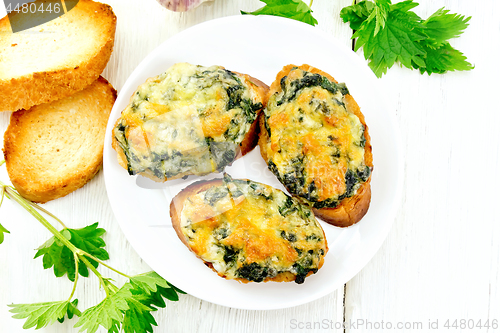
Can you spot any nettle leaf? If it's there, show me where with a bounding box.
[34,222,109,281]
[241,0,318,26]
[353,6,427,77]
[340,1,374,31]
[418,42,474,75]
[341,0,473,77]
[423,7,471,48]
[9,301,70,330]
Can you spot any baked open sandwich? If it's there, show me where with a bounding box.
[112,63,269,181]
[259,65,373,227]
[170,174,328,284]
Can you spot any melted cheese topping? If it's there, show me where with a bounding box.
[113,63,263,180]
[180,176,327,283]
[263,68,370,208]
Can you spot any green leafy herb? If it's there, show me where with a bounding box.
[241,0,318,26]
[0,161,184,332]
[0,184,10,244]
[58,299,81,323]
[0,222,9,244]
[340,0,473,77]
[9,301,74,330]
[34,222,109,281]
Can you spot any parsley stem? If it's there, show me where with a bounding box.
[0,182,80,255]
[81,252,131,279]
[309,0,313,8]
[29,202,67,229]
[0,186,5,208]
[0,160,4,167]
[78,255,110,297]
[68,253,80,301]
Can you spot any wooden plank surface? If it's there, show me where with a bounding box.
[0,1,352,332]
[345,1,500,332]
[2,1,498,333]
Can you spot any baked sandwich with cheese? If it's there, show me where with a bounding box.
[170,174,328,284]
[112,63,268,181]
[259,65,373,227]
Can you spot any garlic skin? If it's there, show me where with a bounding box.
[156,0,213,12]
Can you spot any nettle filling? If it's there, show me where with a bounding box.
[113,63,263,180]
[263,68,371,209]
[179,175,327,284]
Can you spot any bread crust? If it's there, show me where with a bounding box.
[170,178,326,283]
[3,76,117,203]
[111,69,269,182]
[0,0,117,112]
[259,64,373,227]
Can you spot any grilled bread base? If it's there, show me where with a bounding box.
[0,0,116,112]
[3,76,117,203]
[170,179,326,283]
[259,64,373,228]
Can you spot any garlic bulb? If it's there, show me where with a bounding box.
[156,0,213,12]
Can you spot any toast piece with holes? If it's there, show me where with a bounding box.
[0,0,116,112]
[259,64,373,227]
[3,76,117,203]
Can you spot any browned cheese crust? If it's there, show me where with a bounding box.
[0,0,117,112]
[3,76,117,203]
[112,68,269,182]
[259,64,373,227]
[170,178,327,283]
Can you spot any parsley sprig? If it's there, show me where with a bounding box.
[0,160,184,332]
[340,0,473,77]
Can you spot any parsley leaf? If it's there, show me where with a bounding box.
[57,299,81,323]
[122,297,157,333]
[340,0,473,77]
[34,222,109,281]
[241,0,318,26]
[9,301,72,329]
[74,272,183,333]
[0,222,9,244]
[74,285,131,333]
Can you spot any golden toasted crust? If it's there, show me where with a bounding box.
[0,0,116,112]
[170,178,326,283]
[260,64,373,227]
[111,70,269,182]
[3,76,117,203]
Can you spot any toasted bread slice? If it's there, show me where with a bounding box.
[112,63,269,182]
[3,76,117,203]
[0,0,116,112]
[259,64,373,227]
[170,175,328,284]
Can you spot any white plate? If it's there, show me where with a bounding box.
[103,15,403,310]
